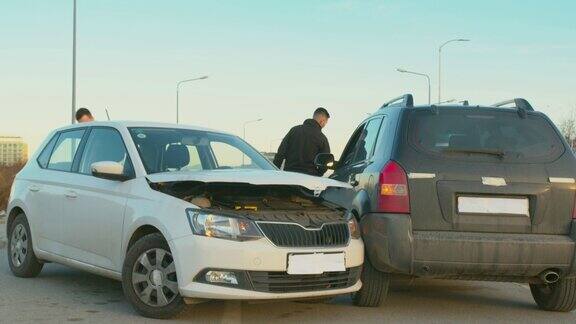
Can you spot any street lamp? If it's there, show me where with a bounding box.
[242,118,263,165]
[396,68,431,104]
[243,118,263,140]
[438,38,470,103]
[176,75,208,124]
[71,0,77,124]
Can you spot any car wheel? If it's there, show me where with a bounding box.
[353,258,390,307]
[122,233,184,319]
[7,213,43,278]
[530,277,576,312]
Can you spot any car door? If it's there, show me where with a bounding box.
[60,127,135,270]
[28,129,86,255]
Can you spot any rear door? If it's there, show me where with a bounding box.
[330,117,384,209]
[30,129,86,254]
[397,108,575,235]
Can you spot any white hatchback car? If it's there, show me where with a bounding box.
[6,121,364,318]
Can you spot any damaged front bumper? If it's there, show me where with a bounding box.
[169,234,364,300]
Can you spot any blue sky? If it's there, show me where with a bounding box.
[1,0,575,156]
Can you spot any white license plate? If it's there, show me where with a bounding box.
[287,253,346,275]
[458,196,529,216]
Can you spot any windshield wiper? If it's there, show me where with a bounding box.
[442,148,505,158]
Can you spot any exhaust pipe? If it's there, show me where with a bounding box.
[539,270,560,284]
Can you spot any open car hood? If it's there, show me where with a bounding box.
[146,169,351,192]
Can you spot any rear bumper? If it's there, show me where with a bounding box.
[361,213,576,279]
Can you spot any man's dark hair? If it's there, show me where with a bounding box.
[313,107,330,118]
[75,107,92,121]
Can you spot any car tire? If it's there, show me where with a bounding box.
[122,233,184,319]
[7,213,43,278]
[353,258,390,307]
[530,277,576,312]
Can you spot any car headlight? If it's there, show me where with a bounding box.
[186,210,263,241]
[348,217,361,239]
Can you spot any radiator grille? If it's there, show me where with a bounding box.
[248,267,361,293]
[257,222,349,247]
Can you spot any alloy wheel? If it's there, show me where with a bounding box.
[132,248,179,307]
[10,224,28,267]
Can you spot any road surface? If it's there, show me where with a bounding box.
[1,219,575,323]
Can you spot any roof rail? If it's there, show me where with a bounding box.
[380,94,414,109]
[492,98,534,118]
[492,98,534,111]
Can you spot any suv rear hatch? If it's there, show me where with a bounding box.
[396,107,576,235]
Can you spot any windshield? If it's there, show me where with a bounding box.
[408,108,565,162]
[129,127,275,174]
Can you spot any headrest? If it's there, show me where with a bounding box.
[164,144,190,170]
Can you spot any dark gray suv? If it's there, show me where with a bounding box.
[321,94,576,311]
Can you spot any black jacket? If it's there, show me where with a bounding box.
[273,119,331,176]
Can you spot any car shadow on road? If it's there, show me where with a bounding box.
[2,257,575,323]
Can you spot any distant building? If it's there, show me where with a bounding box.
[260,152,276,162]
[0,136,28,166]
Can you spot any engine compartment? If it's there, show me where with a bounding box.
[149,181,348,227]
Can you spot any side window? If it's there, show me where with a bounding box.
[353,117,383,163]
[47,129,85,172]
[79,128,133,176]
[37,134,59,168]
[339,125,366,168]
[338,117,383,168]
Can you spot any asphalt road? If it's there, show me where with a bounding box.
[1,218,575,323]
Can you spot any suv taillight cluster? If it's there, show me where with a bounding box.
[377,161,410,214]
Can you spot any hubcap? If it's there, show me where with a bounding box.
[132,248,178,307]
[10,224,28,267]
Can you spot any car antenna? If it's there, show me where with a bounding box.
[105,108,111,121]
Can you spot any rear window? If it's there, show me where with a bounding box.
[408,109,565,162]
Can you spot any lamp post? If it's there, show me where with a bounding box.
[243,118,263,140]
[71,0,77,124]
[396,68,431,104]
[176,75,208,124]
[438,38,470,103]
[242,118,263,165]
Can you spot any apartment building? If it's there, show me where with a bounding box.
[0,136,28,166]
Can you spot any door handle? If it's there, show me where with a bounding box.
[65,191,78,199]
[28,185,40,192]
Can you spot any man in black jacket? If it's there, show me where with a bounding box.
[273,108,331,176]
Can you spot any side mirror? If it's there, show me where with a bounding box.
[314,153,336,170]
[91,161,131,181]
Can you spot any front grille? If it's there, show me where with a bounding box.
[248,267,361,293]
[257,222,349,247]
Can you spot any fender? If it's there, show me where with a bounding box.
[350,189,372,219]
[122,216,173,256]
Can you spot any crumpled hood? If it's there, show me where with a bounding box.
[146,169,351,192]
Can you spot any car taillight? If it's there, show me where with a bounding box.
[377,161,410,214]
